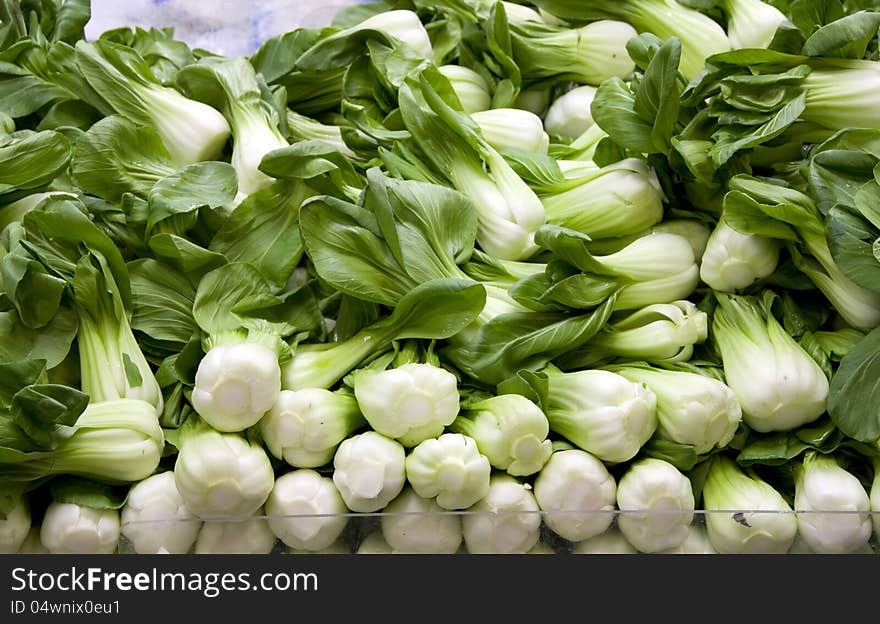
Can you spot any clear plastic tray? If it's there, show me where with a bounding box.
[65,3,880,558]
[105,510,880,555]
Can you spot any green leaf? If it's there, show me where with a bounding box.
[710,92,807,166]
[592,77,655,155]
[259,140,362,193]
[790,0,845,36]
[828,326,880,442]
[249,27,328,84]
[21,197,132,305]
[768,20,808,55]
[73,40,161,128]
[396,70,482,176]
[379,278,486,341]
[726,174,824,242]
[147,233,227,279]
[49,476,128,511]
[641,438,703,472]
[779,291,830,338]
[173,338,206,387]
[532,225,610,276]
[365,168,477,281]
[330,2,393,28]
[722,190,801,242]
[147,161,237,234]
[0,307,78,369]
[625,32,667,72]
[294,20,430,73]
[496,368,549,413]
[121,352,144,389]
[794,416,842,448]
[0,130,71,198]
[501,149,567,193]
[333,294,380,342]
[157,380,193,430]
[510,269,619,312]
[633,37,682,155]
[736,433,811,466]
[11,383,89,450]
[0,60,72,120]
[300,194,414,306]
[443,295,617,386]
[37,98,102,131]
[853,180,880,230]
[71,115,177,202]
[192,262,320,349]
[51,0,91,44]
[0,359,47,409]
[806,128,880,214]
[176,56,265,115]
[826,206,880,293]
[506,272,561,312]
[801,11,880,58]
[209,180,311,289]
[254,26,346,114]
[0,249,67,329]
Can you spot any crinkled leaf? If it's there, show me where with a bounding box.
[11,383,88,450]
[258,140,362,199]
[0,359,47,409]
[21,197,131,304]
[710,92,806,166]
[193,262,319,345]
[0,249,66,329]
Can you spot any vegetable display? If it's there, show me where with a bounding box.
[2,0,880,555]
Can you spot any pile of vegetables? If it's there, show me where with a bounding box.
[2,0,880,555]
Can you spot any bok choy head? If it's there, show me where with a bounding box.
[177,57,289,198]
[190,262,324,433]
[712,291,829,433]
[74,40,230,166]
[397,69,546,261]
